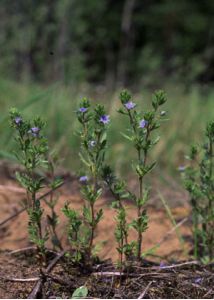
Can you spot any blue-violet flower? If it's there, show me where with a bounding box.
[14,117,22,125]
[79,107,88,113]
[139,119,148,128]
[30,127,40,137]
[79,175,88,182]
[100,115,110,124]
[124,101,136,110]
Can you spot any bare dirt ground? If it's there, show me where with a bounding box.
[1,248,214,299]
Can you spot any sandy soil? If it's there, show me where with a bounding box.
[0,161,192,262]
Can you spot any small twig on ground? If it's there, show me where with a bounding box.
[8,247,58,256]
[153,260,199,270]
[2,277,39,282]
[28,280,43,299]
[45,250,66,273]
[93,271,170,278]
[133,260,200,271]
[137,281,153,299]
[8,246,37,255]
[202,288,213,298]
[27,250,66,299]
[93,271,125,277]
[46,274,73,287]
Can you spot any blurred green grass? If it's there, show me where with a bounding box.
[0,78,213,178]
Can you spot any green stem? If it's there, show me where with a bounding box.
[109,186,128,246]
[49,164,63,250]
[136,127,150,260]
[88,129,103,258]
[192,205,198,259]
[88,201,95,258]
[137,148,143,260]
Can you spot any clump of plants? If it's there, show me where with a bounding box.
[182,121,214,263]
[10,109,63,265]
[103,90,167,263]
[5,92,214,299]
[9,90,168,270]
[62,98,109,263]
[10,108,49,266]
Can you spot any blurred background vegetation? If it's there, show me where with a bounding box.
[0,0,213,178]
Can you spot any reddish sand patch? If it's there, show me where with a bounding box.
[0,171,191,262]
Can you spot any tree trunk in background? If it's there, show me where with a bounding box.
[117,0,136,88]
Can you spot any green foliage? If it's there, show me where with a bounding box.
[182,121,214,262]
[74,99,109,260]
[10,108,49,265]
[10,109,63,253]
[152,90,167,111]
[7,89,214,270]
[0,81,213,175]
[103,90,167,264]
[62,203,84,263]
[46,156,63,251]
[102,166,133,265]
[28,205,48,263]
[118,89,167,260]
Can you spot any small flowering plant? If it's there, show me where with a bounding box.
[10,108,49,266]
[45,153,64,251]
[118,90,167,260]
[102,166,134,266]
[62,203,84,263]
[181,121,214,263]
[71,98,109,261]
